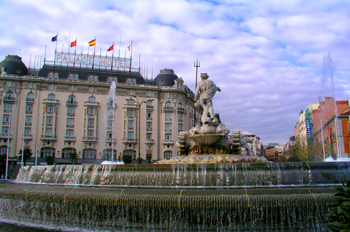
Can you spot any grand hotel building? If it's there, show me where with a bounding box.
[0,54,197,164]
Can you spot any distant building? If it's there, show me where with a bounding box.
[0,54,199,164]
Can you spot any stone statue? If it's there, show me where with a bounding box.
[240,134,255,156]
[194,73,221,124]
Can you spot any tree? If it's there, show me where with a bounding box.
[68,152,79,165]
[18,148,33,166]
[45,156,55,165]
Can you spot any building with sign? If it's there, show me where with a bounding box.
[0,54,198,165]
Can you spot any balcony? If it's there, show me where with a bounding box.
[145,139,154,144]
[146,127,152,131]
[22,134,33,141]
[163,140,174,145]
[40,135,57,141]
[82,137,98,143]
[163,106,173,112]
[3,96,15,103]
[105,138,117,143]
[165,118,172,121]
[146,105,153,109]
[177,107,185,113]
[0,133,12,139]
[43,98,59,104]
[165,129,172,132]
[122,138,137,144]
[25,122,32,126]
[64,136,76,142]
[26,98,34,103]
[66,100,78,107]
[84,101,100,107]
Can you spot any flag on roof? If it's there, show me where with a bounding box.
[89,39,96,46]
[108,44,114,51]
[51,35,57,42]
[127,43,132,51]
[70,40,77,47]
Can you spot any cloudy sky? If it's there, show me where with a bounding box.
[1,0,350,145]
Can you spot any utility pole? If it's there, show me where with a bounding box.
[194,60,200,89]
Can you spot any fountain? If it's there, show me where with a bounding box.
[0,73,349,231]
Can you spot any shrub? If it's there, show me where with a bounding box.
[122,155,132,164]
[45,156,55,165]
[327,179,350,231]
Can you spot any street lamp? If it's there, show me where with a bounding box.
[128,95,153,161]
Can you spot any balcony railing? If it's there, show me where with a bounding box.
[122,138,137,144]
[177,107,185,112]
[22,134,33,140]
[163,106,173,111]
[105,138,117,143]
[163,140,174,145]
[66,100,78,107]
[64,136,76,142]
[40,135,57,141]
[145,139,154,144]
[3,96,15,103]
[26,98,34,102]
[0,133,12,139]
[82,137,98,143]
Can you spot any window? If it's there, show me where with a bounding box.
[178,113,183,120]
[27,93,34,101]
[48,84,57,90]
[178,103,183,109]
[107,131,112,138]
[67,118,74,126]
[126,99,134,105]
[3,115,10,123]
[165,134,172,140]
[127,90,135,96]
[126,79,136,84]
[4,103,12,111]
[2,126,9,134]
[48,73,54,78]
[164,93,168,98]
[88,96,95,102]
[66,129,74,136]
[88,118,94,127]
[67,107,75,115]
[178,124,183,131]
[88,75,98,81]
[127,131,134,139]
[169,93,172,98]
[26,104,32,113]
[46,116,53,125]
[68,74,74,80]
[146,91,154,97]
[107,77,118,83]
[47,105,54,113]
[45,128,52,136]
[128,120,134,128]
[54,73,59,78]
[6,81,15,87]
[165,113,172,120]
[41,147,55,158]
[88,107,94,115]
[107,120,113,127]
[62,148,76,159]
[69,85,77,91]
[68,95,75,103]
[89,87,96,93]
[165,102,172,109]
[87,130,94,137]
[83,149,96,159]
[128,109,134,117]
[146,101,153,108]
[26,83,36,89]
[146,122,152,129]
[146,133,152,140]
[48,94,55,100]
[74,74,79,80]
[147,111,152,119]
[164,151,172,159]
[24,127,31,135]
[165,123,172,130]
[5,91,14,100]
[0,146,6,155]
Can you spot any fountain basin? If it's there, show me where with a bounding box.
[189,133,225,145]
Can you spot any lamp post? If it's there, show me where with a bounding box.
[128,95,153,161]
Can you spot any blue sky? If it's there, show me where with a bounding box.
[1,0,350,145]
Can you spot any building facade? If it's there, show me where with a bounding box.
[0,55,198,164]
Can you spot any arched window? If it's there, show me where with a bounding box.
[164,102,172,109]
[48,94,55,100]
[88,96,95,102]
[5,91,14,100]
[61,148,77,159]
[146,100,152,108]
[164,151,172,159]
[68,95,75,103]
[0,145,7,155]
[83,149,96,159]
[26,92,34,101]
[123,150,136,160]
[103,149,117,160]
[41,147,55,158]
[177,103,183,109]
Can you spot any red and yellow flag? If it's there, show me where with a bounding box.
[89,39,96,46]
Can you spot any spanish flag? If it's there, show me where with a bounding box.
[89,39,96,46]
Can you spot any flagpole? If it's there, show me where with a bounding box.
[129,41,133,72]
[54,33,58,66]
[118,37,121,71]
[111,42,115,71]
[87,46,90,69]
[105,49,108,70]
[139,54,141,73]
[124,50,126,72]
[99,48,102,69]
[80,46,83,68]
[73,38,77,68]
[67,31,71,67]
[92,37,96,69]
[44,45,47,65]
[29,55,31,68]
[60,44,64,67]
